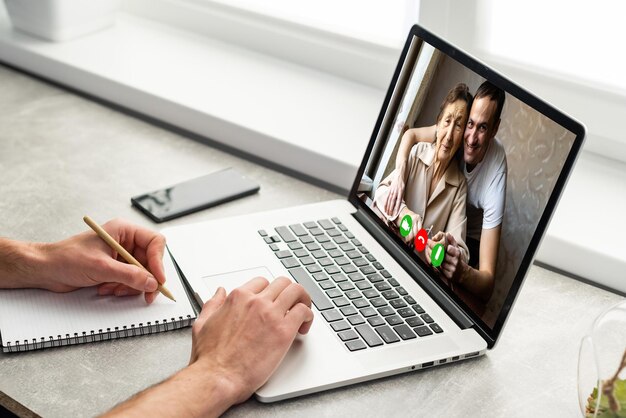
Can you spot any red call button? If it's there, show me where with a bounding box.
[414,228,428,252]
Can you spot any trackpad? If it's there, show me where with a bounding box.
[196,266,275,303]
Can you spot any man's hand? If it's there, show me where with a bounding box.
[190,277,314,405]
[425,231,446,265]
[38,218,166,304]
[440,233,466,282]
[396,208,421,246]
[384,165,407,216]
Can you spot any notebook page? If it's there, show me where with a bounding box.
[0,250,196,345]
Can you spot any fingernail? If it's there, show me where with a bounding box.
[144,276,158,292]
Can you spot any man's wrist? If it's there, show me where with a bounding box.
[0,239,48,289]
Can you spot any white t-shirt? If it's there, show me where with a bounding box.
[462,137,507,240]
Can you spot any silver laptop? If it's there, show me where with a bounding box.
[163,25,585,402]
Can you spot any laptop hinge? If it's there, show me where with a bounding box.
[353,207,474,330]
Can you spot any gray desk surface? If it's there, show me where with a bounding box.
[0,64,622,418]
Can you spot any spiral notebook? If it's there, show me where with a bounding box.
[0,249,197,353]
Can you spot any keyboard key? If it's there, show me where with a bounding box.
[315,235,331,243]
[311,250,326,259]
[333,236,348,245]
[396,286,408,296]
[389,299,407,309]
[335,256,350,266]
[289,224,308,236]
[299,256,315,266]
[325,266,340,275]
[337,327,360,341]
[326,289,342,299]
[406,317,424,327]
[331,273,348,283]
[385,315,403,326]
[345,339,367,351]
[338,282,355,291]
[413,304,425,314]
[328,249,342,258]
[300,235,314,244]
[365,254,377,262]
[356,281,372,290]
[281,257,300,269]
[338,329,359,341]
[345,290,362,300]
[318,219,334,230]
[304,221,317,229]
[289,267,333,311]
[362,289,379,299]
[331,320,351,332]
[275,226,296,242]
[372,261,384,270]
[264,236,274,244]
[321,309,342,322]
[381,290,400,300]
[333,297,350,307]
[312,272,328,281]
[318,258,334,267]
[288,241,303,250]
[370,297,387,308]
[366,273,383,283]
[359,307,377,318]
[353,258,369,267]
[430,323,443,333]
[404,296,417,305]
[271,235,281,243]
[360,266,376,275]
[339,243,355,252]
[345,232,355,239]
[351,239,362,246]
[367,316,385,327]
[306,242,321,251]
[306,264,322,274]
[393,324,417,340]
[341,265,357,274]
[377,306,394,316]
[275,250,291,259]
[340,306,358,316]
[258,229,268,237]
[332,217,341,224]
[388,279,400,287]
[374,282,391,291]
[380,270,391,278]
[322,242,337,250]
[375,325,400,344]
[421,314,434,324]
[327,229,342,237]
[348,272,365,282]
[344,251,358,260]
[397,307,415,318]
[269,243,279,251]
[348,315,365,326]
[355,324,384,347]
[338,224,348,231]
[358,246,369,254]
[414,326,433,337]
[319,280,335,290]
[293,249,308,258]
[353,298,369,308]
[309,228,324,236]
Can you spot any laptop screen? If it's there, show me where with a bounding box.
[349,25,585,346]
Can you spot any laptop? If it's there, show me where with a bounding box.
[163,25,585,402]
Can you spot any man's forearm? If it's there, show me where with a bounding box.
[0,238,45,289]
[459,266,494,302]
[102,362,240,418]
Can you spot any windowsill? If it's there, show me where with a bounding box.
[0,8,624,294]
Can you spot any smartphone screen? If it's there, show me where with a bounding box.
[131,168,260,222]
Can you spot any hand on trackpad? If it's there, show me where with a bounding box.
[197,267,275,303]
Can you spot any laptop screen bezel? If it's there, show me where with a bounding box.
[348,24,586,348]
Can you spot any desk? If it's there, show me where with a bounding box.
[0,63,622,418]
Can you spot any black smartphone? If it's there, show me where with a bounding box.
[131,168,260,223]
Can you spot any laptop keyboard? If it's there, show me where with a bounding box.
[259,217,444,352]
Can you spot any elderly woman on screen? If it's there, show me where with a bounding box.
[373,83,471,264]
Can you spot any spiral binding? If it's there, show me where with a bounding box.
[3,315,194,353]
